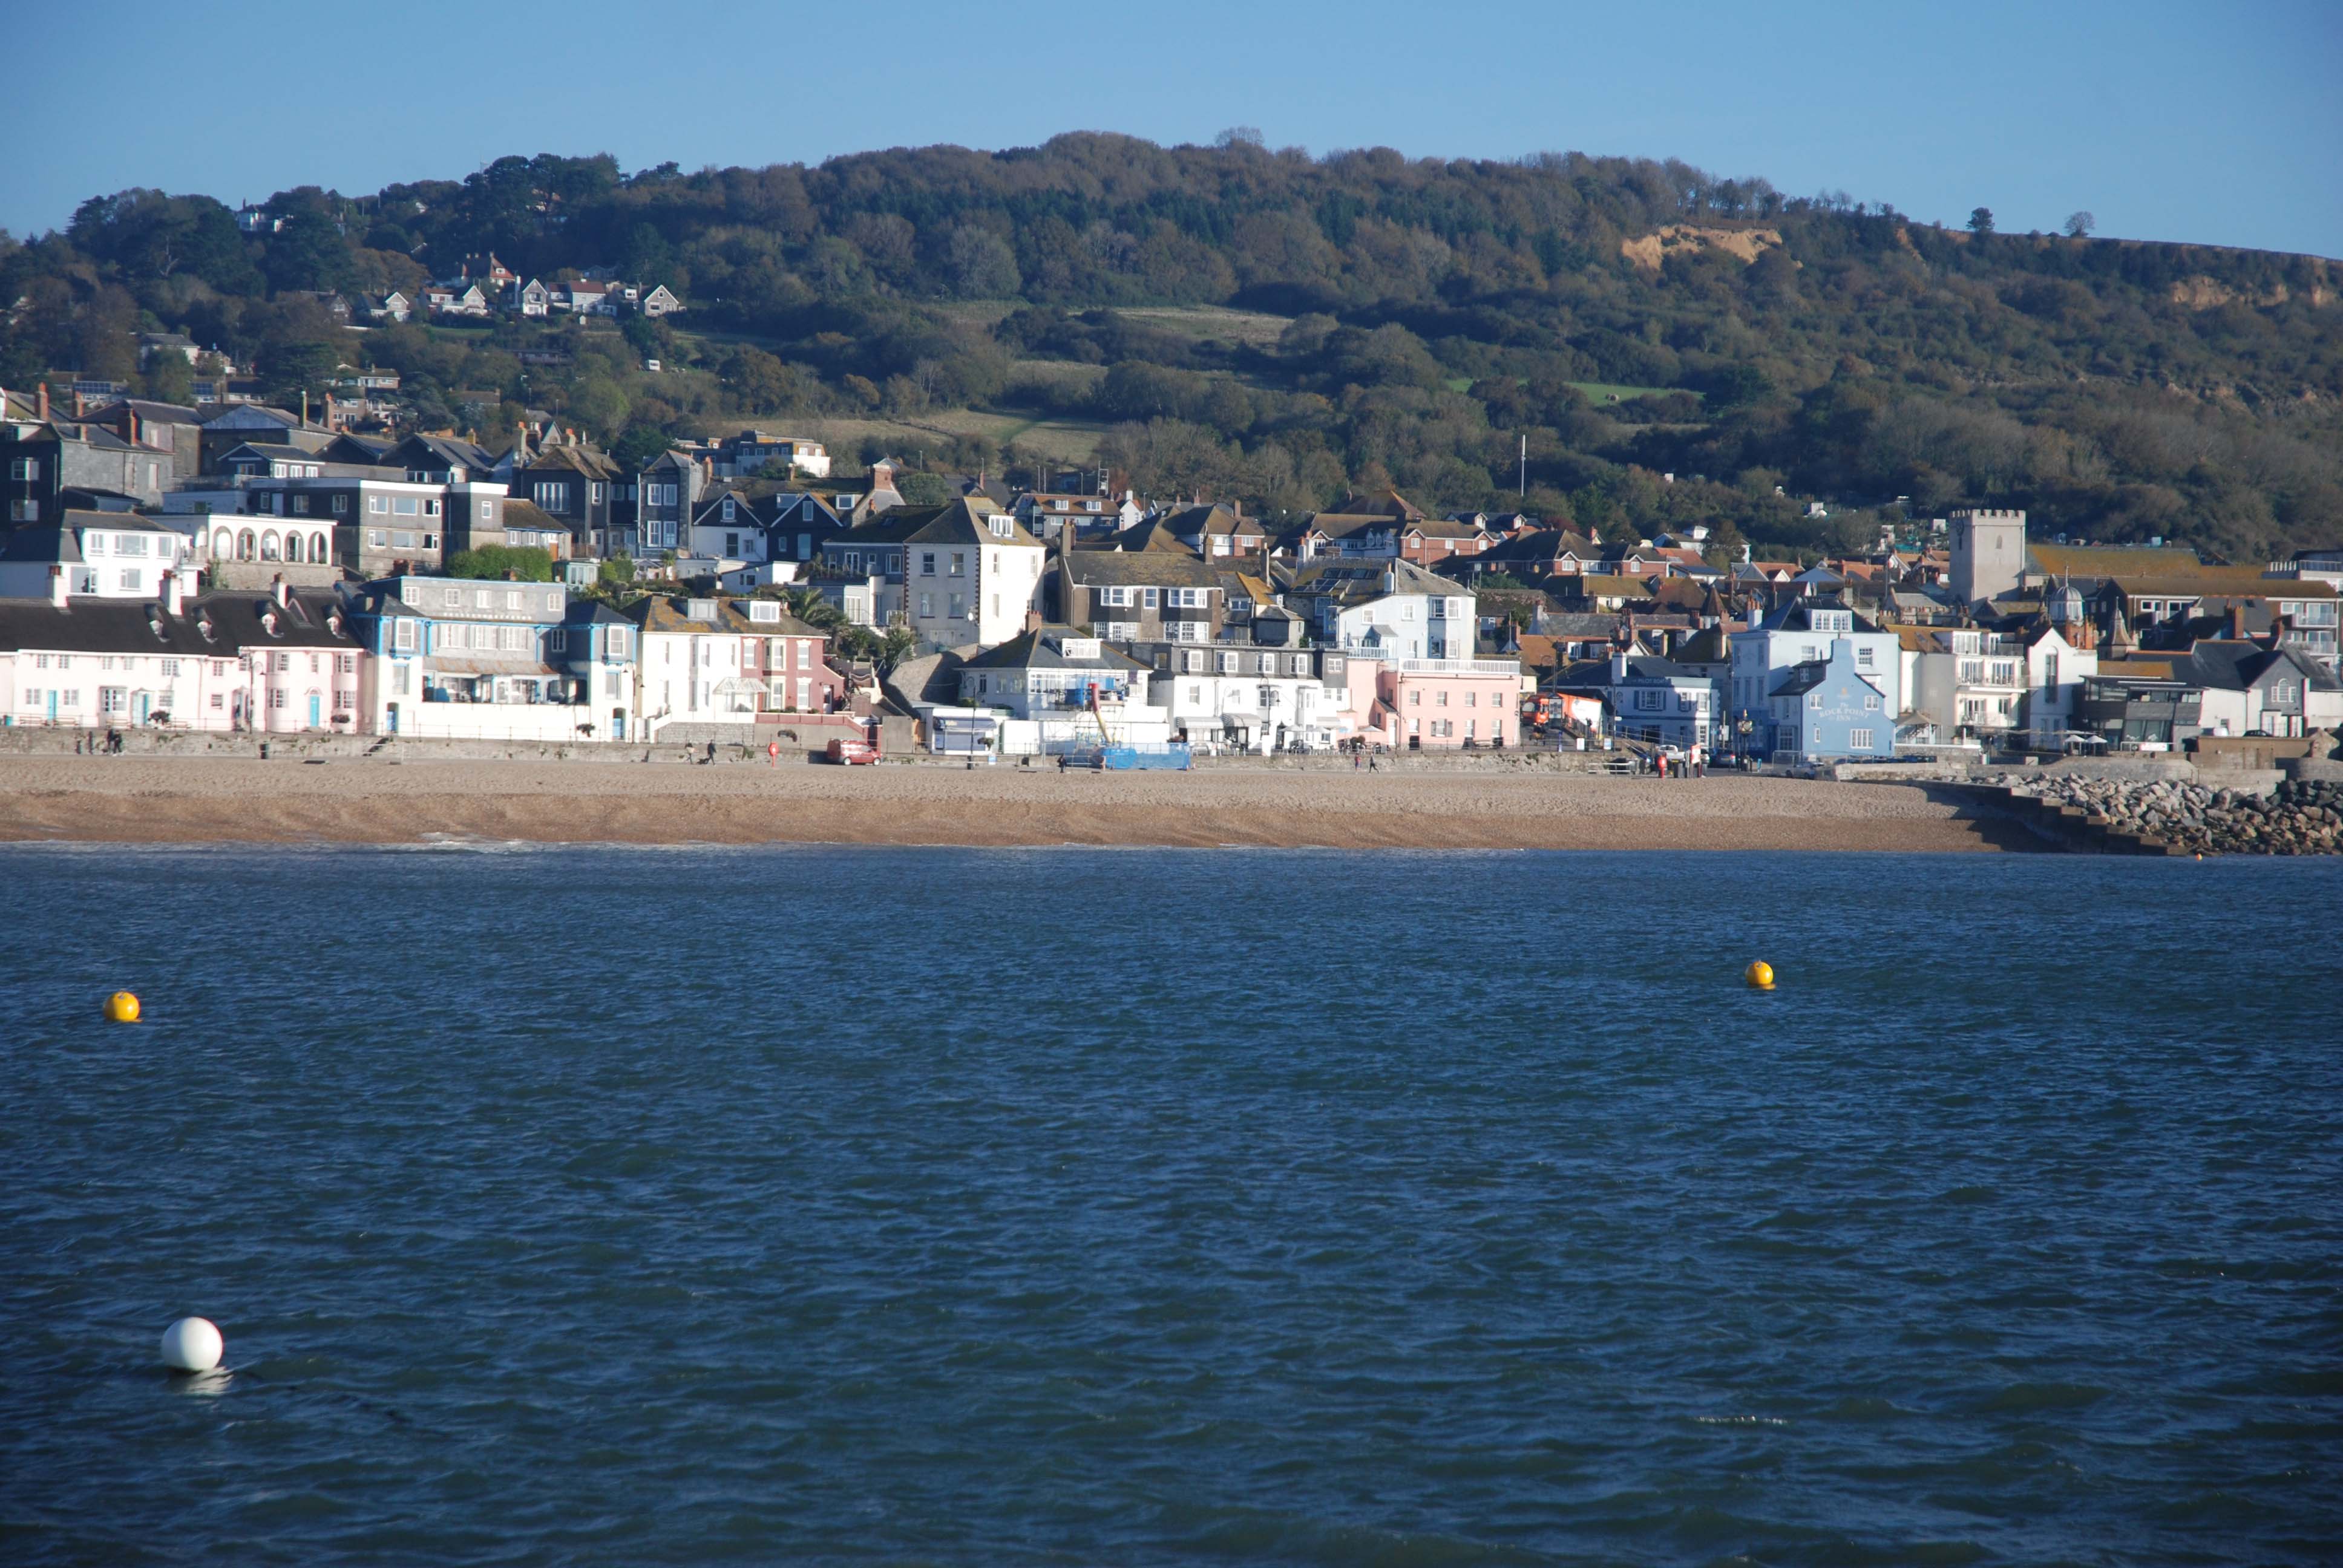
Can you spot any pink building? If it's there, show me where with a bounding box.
[1374,656,1521,750]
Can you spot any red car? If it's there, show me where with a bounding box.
[825,735,880,765]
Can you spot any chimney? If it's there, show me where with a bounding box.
[272,573,289,609]
[123,407,139,448]
[162,569,184,616]
[73,388,86,418]
[2228,604,2246,641]
[36,381,48,420]
[49,563,68,608]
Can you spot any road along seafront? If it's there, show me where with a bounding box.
[0,754,2033,851]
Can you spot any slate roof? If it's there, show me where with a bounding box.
[2186,639,2341,692]
[957,628,1146,673]
[1061,548,1222,588]
[0,589,357,656]
[829,498,1036,549]
[1279,557,1455,603]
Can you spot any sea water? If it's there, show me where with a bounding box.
[2,845,2339,1566]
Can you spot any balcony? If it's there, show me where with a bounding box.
[1394,658,1521,676]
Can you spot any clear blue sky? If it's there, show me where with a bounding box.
[11,0,2341,258]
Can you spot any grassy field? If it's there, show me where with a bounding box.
[742,408,1113,466]
[1112,304,1293,346]
[1571,381,1700,405]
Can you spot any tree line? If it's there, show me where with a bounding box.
[2,134,2338,561]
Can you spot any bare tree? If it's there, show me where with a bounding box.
[2063,211,2096,238]
[1214,126,1264,149]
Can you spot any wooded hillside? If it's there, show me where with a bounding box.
[7,135,2339,561]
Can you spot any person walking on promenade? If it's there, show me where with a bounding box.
[1656,751,1668,781]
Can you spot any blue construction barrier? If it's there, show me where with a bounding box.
[1095,743,1192,771]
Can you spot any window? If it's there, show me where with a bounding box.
[368,530,387,547]
[1143,587,1159,609]
[8,457,38,480]
[293,494,310,515]
[369,495,387,514]
[100,687,127,714]
[393,497,419,515]
[270,688,284,710]
[1436,689,1449,706]
[919,592,933,618]
[1864,694,1880,710]
[1257,654,1274,674]
[119,569,142,592]
[162,659,180,677]
[606,629,631,661]
[1851,728,1875,749]
[949,553,965,577]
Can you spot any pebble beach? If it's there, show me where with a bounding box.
[0,754,2022,851]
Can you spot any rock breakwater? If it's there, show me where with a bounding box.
[1999,774,2343,855]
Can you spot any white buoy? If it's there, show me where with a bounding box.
[160,1316,224,1373]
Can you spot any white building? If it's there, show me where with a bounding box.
[0,578,365,733]
[0,512,197,601]
[1279,559,1475,661]
[953,629,1172,752]
[1136,642,1347,754]
[821,498,1046,650]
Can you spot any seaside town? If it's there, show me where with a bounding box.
[4,355,2342,849]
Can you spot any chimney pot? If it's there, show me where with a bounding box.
[49,563,68,608]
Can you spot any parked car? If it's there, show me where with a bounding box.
[825,734,880,765]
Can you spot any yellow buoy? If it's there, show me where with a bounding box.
[105,991,141,1023]
[1745,961,1775,990]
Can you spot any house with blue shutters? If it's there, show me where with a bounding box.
[1761,640,1894,761]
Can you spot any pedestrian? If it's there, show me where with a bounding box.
[1353,746,1362,771]
[1368,753,1378,773]
[704,740,717,765]
[1694,743,1706,779]
[1656,751,1668,780]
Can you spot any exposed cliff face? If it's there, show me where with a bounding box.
[1620,224,1786,273]
[2169,273,2338,309]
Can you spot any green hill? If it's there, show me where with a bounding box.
[8,135,2340,560]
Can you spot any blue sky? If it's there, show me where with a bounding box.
[11,0,2341,257]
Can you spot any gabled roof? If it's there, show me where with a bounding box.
[829,497,1035,549]
[498,498,572,538]
[1061,548,1222,588]
[1757,595,1885,635]
[1318,487,1423,521]
[1158,502,1259,539]
[1280,557,1456,603]
[623,594,825,639]
[388,433,496,471]
[2186,639,2341,692]
[1104,516,1207,555]
[519,443,621,479]
[958,627,1146,672]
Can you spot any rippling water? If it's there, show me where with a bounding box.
[3,844,2339,1566]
